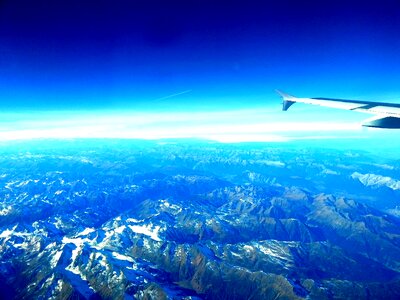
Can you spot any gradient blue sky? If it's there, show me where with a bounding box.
[1,0,400,140]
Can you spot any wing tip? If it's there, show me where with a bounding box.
[276,90,296,111]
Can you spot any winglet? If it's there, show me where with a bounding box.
[276,90,296,111]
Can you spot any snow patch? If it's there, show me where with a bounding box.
[51,250,63,268]
[112,251,135,262]
[127,262,139,271]
[49,279,64,300]
[128,224,162,241]
[114,225,126,234]
[13,241,29,250]
[0,225,17,239]
[126,218,142,223]
[41,274,55,290]
[53,217,63,229]
[352,172,400,190]
[128,225,161,242]
[62,236,87,276]
[243,245,254,252]
[231,251,241,258]
[258,245,277,256]
[77,227,95,236]
[0,205,12,216]
[160,199,182,212]
[5,180,19,190]
[321,169,339,175]
[260,160,286,168]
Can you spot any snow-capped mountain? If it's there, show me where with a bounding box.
[1,140,400,299]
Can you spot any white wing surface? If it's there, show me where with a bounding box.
[277,90,400,128]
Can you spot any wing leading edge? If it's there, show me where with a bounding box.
[276,90,400,129]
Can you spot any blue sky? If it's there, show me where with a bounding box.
[1,0,400,141]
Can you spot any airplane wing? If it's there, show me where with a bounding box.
[276,90,400,129]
